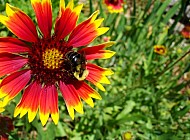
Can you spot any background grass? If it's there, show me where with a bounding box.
[0,0,190,139]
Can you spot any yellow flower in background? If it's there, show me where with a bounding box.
[104,0,124,13]
[153,45,167,55]
[122,131,133,140]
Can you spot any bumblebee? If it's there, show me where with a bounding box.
[65,51,89,81]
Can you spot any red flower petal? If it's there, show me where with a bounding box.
[87,63,114,75]
[86,73,106,91]
[0,37,30,53]
[74,82,102,107]
[79,41,115,60]
[54,0,83,40]
[0,53,28,77]
[0,4,38,42]
[39,85,59,126]
[86,63,113,91]
[181,25,190,39]
[31,0,52,38]
[85,50,115,60]
[59,81,83,119]
[14,81,42,122]
[68,11,109,47]
[0,70,31,107]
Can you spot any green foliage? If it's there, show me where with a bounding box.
[0,0,190,139]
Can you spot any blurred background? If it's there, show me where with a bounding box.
[0,0,190,139]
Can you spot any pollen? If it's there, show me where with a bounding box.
[42,48,64,69]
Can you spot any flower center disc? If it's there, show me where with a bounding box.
[110,0,119,5]
[28,38,74,86]
[42,48,63,69]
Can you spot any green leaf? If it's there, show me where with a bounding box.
[163,1,180,24]
[116,100,136,120]
[156,0,171,17]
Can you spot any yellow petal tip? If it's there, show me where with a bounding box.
[84,98,94,108]
[51,113,59,125]
[67,106,75,120]
[103,51,116,59]
[40,113,49,126]
[0,107,5,113]
[100,76,111,84]
[66,0,74,9]
[73,4,83,16]
[28,110,37,123]
[90,92,102,100]
[95,83,106,91]
[97,27,109,36]
[105,41,116,47]
[104,69,114,75]
[74,104,84,114]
